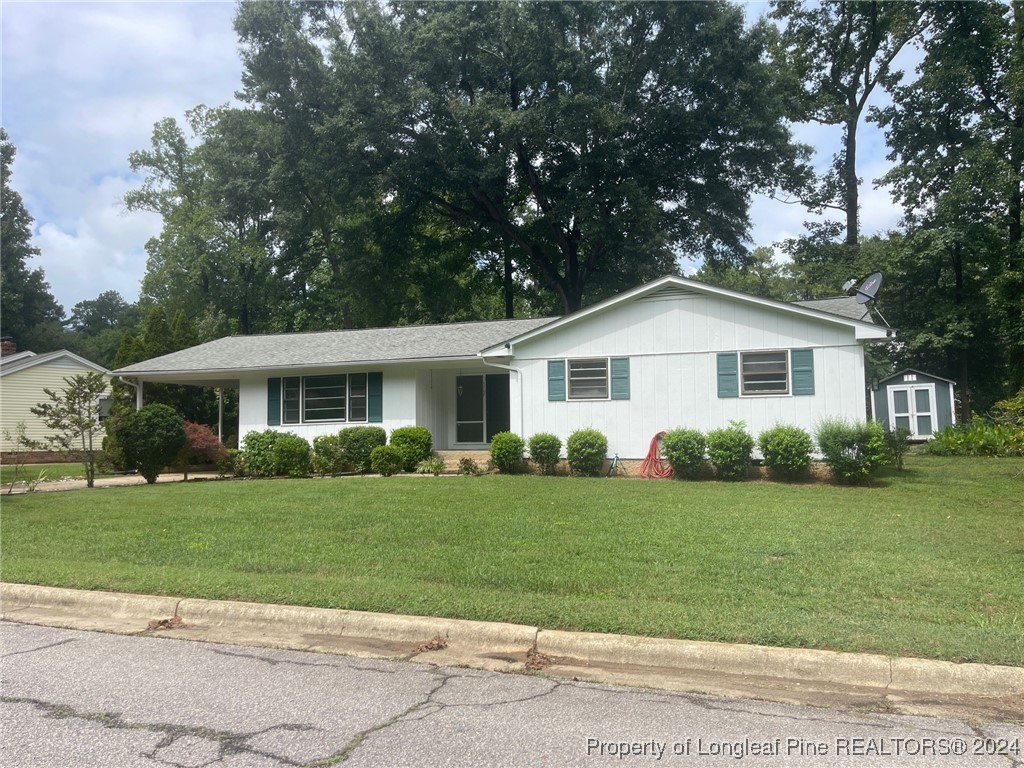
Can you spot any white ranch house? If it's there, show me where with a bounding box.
[113,276,891,458]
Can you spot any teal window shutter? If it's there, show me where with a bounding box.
[791,349,815,395]
[548,360,566,401]
[610,357,630,400]
[267,377,281,426]
[367,372,383,422]
[717,353,738,398]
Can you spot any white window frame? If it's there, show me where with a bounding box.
[567,357,610,401]
[739,349,790,397]
[280,373,369,425]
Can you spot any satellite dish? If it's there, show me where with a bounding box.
[841,277,858,294]
[855,272,884,304]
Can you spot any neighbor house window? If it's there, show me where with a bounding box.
[740,351,789,395]
[568,358,609,400]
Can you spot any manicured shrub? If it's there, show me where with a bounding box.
[416,456,446,475]
[370,445,404,476]
[458,457,483,476]
[661,428,706,479]
[118,404,186,484]
[272,434,312,477]
[566,428,608,477]
[815,418,886,483]
[883,426,911,470]
[241,429,283,478]
[490,431,526,473]
[312,435,346,476]
[217,448,244,478]
[706,421,754,481]
[528,433,562,475]
[758,424,813,480]
[337,426,387,473]
[389,426,433,471]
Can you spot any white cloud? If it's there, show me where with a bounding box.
[33,175,162,311]
[2,1,241,312]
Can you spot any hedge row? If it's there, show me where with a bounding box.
[231,425,434,478]
[661,419,891,483]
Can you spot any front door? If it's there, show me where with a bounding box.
[455,373,510,444]
[889,385,936,439]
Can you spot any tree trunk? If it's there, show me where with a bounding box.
[844,115,859,254]
[503,252,514,319]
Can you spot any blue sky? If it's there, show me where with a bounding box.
[1,1,912,315]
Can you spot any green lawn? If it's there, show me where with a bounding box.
[2,456,1022,666]
[1,462,86,484]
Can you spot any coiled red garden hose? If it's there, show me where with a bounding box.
[640,431,673,479]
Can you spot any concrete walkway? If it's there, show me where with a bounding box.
[3,471,223,495]
[1,583,1021,722]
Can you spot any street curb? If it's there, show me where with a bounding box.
[174,597,537,653]
[2,583,1022,700]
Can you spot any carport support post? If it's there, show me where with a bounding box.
[136,380,143,411]
[217,388,223,443]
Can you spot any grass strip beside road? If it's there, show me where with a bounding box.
[1,462,86,484]
[2,455,1022,666]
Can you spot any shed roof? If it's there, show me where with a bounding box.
[877,368,957,386]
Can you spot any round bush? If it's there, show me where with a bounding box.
[566,428,608,477]
[337,426,387,473]
[370,444,404,476]
[118,404,186,484]
[706,422,754,481]
[272,434,312,477]
[661,428,706,479]
[241,429,283,477]
[489,432,526,473]
[528,432,562,475]
[312,434,346,476]
[758,424,813,480]
[815,418,886,483]
[389,426,433,471]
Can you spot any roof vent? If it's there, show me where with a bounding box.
[639,285,699,302]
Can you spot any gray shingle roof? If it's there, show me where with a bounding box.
[114,317,557,376]
[793,296,876,324]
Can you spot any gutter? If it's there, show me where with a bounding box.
[117,376,143,411]
[479,345,525,438]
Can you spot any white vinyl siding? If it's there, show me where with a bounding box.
[510,292,867,459]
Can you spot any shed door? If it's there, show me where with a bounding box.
[888,384,937,439]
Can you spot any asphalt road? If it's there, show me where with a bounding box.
[2,622,1021,768]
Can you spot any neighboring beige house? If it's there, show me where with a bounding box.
[0,350,111,453]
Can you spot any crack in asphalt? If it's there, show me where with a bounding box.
[206,647,398,675]
[0,638,78,659]
[3,695,318,767]
[971,722,1024,768]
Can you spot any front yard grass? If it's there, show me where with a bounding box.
[2,455,1021,666]
[1,462,86,485]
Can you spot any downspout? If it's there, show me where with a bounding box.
[479,344,524,438]
[117,377,143,411]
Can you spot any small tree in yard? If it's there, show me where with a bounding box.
[176,421,227,481]
[119,404,186,483]
[28,373,108,488]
